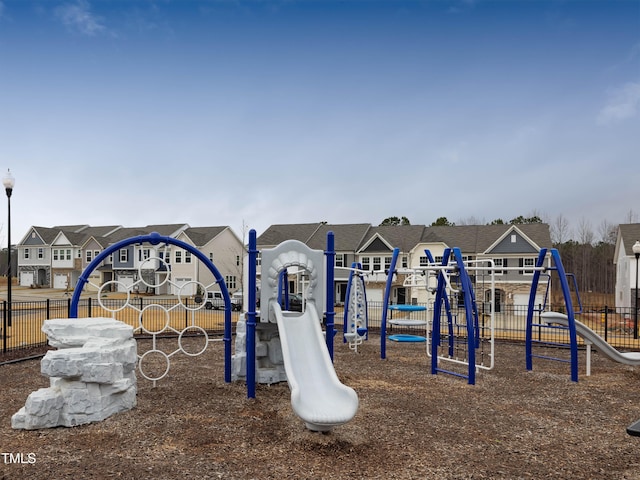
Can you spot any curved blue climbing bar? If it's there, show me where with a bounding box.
[69,231,233,383]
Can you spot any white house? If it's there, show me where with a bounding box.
[614,223,640,312]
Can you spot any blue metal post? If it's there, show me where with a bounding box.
[453,248,475,385]
[246,229,258,398]
[525,248,547,371]
[431,249,450,375]
[551,248,579,382]
[325,231,336,360]
[380,248,399,359]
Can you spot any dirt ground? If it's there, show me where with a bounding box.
[2,337,640,479]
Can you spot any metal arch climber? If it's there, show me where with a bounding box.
[69,232,233,386]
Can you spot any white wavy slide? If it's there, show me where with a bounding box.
[271,301,359,432]
[541,312,640,367]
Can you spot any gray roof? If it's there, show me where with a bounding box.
[183,226,228,247]
[420,224,551,253]
[80,225,122,237]
[257,223,323,246]
[306,224,372,251]
[256,222,552,254]
[53,225,90,233]
[144,224,189,236]
[619,224,640,255]
[104,227,150,244]
[360,225,427,252]
[29,227,61,244]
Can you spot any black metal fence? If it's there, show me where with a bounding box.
[2,298,640,359]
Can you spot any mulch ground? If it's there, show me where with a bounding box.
[2,337,640,479]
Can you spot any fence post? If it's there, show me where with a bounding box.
[604,306,608,343]
[67,298,71,317]
[88,297,92,317]
[2,300,6,353]
[46,298,50,320]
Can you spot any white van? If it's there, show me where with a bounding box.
[205,291,242,311]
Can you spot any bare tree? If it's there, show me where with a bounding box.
[551,214,571,245]
[624,209,639,224]
[456,216,485,226]
[577,217,594,245]
[597,219,617,245]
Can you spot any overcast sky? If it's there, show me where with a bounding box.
[0,0,638,247]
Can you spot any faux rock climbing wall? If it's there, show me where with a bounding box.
[12,317,137,430]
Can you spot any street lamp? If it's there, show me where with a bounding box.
[633,240,640,340]
[3,169,14,353]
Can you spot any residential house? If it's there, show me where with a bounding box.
[614,223,640,311]
[411,224,552,311]
[172,226,245,295]
[78,225,124,292]
[17,226,62,287]
[257,222,553,310]
[105,224,189,293]
[16,223,242,295]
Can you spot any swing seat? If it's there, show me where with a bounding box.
[389,319,427,326]
[389,334,426,343]
[389,305,426,312]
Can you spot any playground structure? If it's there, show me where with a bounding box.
[233,230,358,432]
[342,262,369,352]
[50,231,640,436]
[59,230,358,432]
[378,247,496,385]
[69,232,234,386]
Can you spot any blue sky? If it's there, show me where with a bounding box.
[0,0,638,246]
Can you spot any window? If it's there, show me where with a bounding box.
[139,249,150,261]
[518,257,535,275]
[24,248,30,260]
[209,252,214,262]
[185,251,192,263]
[86,250,93,263]
[361,257,370,271]
[402,256,408,268]
[523,257,535,275]
[434,256,443,263]
[175,251,182,263]
[419,256,428,267]
[119,249,128,263]
[511,234,517,243]
[335,254,345,268]
[94,250,100,260]
[494,258,507,275]
[226,275,237,289]
[236,255,241,266]
[53,249,59,261]
[385,256,392,271]
[38,248,44,259]
[66,249,71,260]
[372,257,381,271]
[256,253,261,266]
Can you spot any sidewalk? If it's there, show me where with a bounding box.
[0,285,95,302]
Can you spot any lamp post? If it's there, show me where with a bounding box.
[633,241,640,340]
[2,169,14,352]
